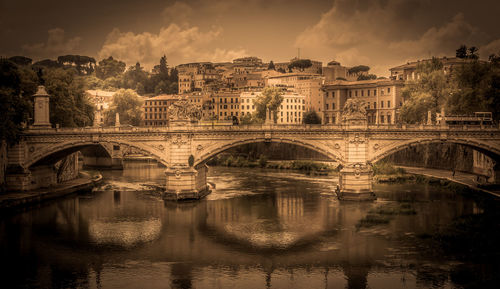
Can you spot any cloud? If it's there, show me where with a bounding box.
[162,1,193,26]
[21,28,81,59]
[98,23,247,69]
[481,39,500,57]
[294,0,488,76]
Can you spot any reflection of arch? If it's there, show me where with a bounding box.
[27,140,168,168]
[194,137,344,166]
[370,138,500,164]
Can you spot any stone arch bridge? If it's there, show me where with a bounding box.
[6,122,500,200]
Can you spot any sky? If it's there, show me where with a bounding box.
[1,0,500,76]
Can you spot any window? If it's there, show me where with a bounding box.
[326,104,329,110]
[388,87,391,93]
[349,91,352,97]
[355,91,358,97]
[325,117,329,124]
[332,117,336,124]
[332,91,335,97]
[361,90,364,97]
[380,115,385,123]
[373,102,377,109]
[367,90,370,96]
[332,103,335,110]
[387,100,391,108]
[387,114,391,123]
[374,89,377,96]
[381,101,384,108]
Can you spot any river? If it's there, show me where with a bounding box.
[0,161,499,289]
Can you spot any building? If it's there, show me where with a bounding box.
[240,90,306,124]
[143,94,179,126]
[322,79,405,125]
[177,62,219,93]
[322,60,359,82]
[212,92,241,121]
[266,73,324,119]
[389,56,474,81]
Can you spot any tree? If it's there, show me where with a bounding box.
[104,89,143,126]
[357,74,377,81]
[288,59,312,71]
[302,110,322,124]
[8,56,32,66]
[467,46,479,59]
[277,67,286,73]
[268,60,275,70]
[0,59,32,143]
[456,45,468,58]
[253,87,284,122]
[399,58,451,123]
[57,55,96,75]
[95,56,126,80]
[43,68,94,127]
[348,65,370,75]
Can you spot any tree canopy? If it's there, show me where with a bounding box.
[104,89,143,126]
[96,56,126,80]
[253,87,284,122]
[288,59,312,71]
[302,110,322,124]
[268,61,275,70]
[348,65,370,74]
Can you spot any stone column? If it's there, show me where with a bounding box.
[32,86,51,128]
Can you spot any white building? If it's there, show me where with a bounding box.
[240,90,306,124]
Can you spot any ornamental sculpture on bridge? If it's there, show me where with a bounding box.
[342,98,367,121]
[168,100,202,122]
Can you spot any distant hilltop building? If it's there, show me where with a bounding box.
[389,56,479,81]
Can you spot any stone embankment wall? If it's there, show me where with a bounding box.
[382,143,473,172]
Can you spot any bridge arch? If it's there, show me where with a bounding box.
[369,138,500,164]
[194,137,345,167]
[26,140,168,168]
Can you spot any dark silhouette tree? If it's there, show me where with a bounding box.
[456,45,468,58]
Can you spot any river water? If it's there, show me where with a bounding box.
[1,162,498,289]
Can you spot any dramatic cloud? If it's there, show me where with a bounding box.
[21,28,82,59]
[98,23,247,69]
[162,1,193,25]
[295,0,492,76]
[481,39,500,58]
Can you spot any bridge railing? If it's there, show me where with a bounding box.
[25,123,500,134]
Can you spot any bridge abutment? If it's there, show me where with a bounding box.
[338,164,376,201]
[164,163,210,200]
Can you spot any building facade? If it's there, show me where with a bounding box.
[143,94,179,126]
[322,79,405,125]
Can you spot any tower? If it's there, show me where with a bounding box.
[32,85,51,128]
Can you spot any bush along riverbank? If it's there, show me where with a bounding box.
[372,162,415,183]
[207,154,338,175]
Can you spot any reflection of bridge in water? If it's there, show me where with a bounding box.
[6,86,500,200]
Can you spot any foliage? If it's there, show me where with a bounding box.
[253,87,284,122]
[447,58,500,119]
[268,60,275,70]
[399,57,451,123]
[302,110,322,124]
[57,55,96,75]
[95,56,126,80]
[288,59,312,71]
[357,74,377,81]
[239,112,264,125]
[0,60,33,143]
[104,89,143,126]
[372,162,405,175]
[456,44,479,59]
[348,65,370,74]
[8,56,32,66]
[43,68,94,127]
[258,154,268,167]
[33,59,62,69]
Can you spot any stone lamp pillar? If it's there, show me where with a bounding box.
[32,85,51,128]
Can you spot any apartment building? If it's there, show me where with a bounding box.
[240,90,306,124]
[143,94,179,126]
[322,79,405,125]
